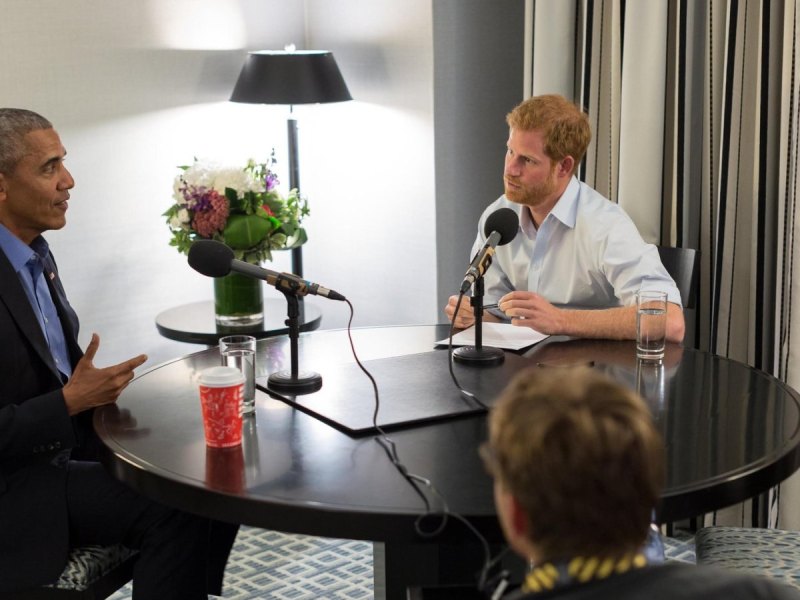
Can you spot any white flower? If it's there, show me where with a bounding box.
[172,180,188,205]
[176,159,267,197]
[211,167,248,194]
[181,160,219,188]
[212,165,265,195]
[169,208,190,229]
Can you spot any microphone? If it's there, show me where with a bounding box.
[188,240,346,301]
[460,208,519,293]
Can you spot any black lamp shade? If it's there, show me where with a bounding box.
[230,51,352,105]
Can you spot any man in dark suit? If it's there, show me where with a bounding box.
[0,108,237,596]
[484,367,799,599]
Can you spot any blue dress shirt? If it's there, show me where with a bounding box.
[0,224,73,379]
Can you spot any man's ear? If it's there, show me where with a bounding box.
[556,156,575,178]
[508,493,530,539]
[0,173,7,202]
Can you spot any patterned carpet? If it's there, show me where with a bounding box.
[664,529,698,563]
[109,527,374,599]
[108,527,695,599]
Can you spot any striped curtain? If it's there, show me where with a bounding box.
[528,0,800,525]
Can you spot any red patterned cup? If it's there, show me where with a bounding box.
[198,366,244,448]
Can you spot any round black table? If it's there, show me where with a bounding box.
[154,299,322,345]
[94,325,800,598]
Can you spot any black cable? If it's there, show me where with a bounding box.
[342,298,506,595]
[447,292,490,410]
[344,299,443,525]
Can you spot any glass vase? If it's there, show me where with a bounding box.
[214,272,264,326]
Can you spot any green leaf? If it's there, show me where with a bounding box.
[241,191,263,214]
[285,228,308,249]
[223,214,274,249]
[225,187,246,213]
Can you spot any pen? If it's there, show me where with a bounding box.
[484,303,514,317]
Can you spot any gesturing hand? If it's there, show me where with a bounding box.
[62,333,148,416]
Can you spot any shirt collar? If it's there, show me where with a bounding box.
[521,553,649,595]
[518,176,581,234]
[546,176,581,229]
[0,224,49,273]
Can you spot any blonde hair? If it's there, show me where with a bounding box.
[485,367,664,560]
[506,95,591,176]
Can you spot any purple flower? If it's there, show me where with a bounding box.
[190,186,215,211]
[191,189,229,237]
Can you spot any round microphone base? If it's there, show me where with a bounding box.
[267,371,323,395]
[453,346,505,366]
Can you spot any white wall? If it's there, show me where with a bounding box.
[2,0,436,367]
[303,0,436,328]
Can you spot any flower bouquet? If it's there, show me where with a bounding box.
[165,154,309,325]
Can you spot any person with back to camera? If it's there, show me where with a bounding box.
[482,367,799,599]
[0,108,238,597]
[445,94,685,343]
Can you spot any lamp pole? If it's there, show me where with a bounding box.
[287,109,303,278]
[230,49,352,280]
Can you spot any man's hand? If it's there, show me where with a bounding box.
[62,333,148,415]
[499,291,566,334]
[499,291,685,342]
[444,295,476,329]
[444,295,503,329]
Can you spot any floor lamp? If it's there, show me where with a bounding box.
[230,50,352,279]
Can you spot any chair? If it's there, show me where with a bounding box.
[657,246,699,309]
[695,526,800,590]
[6,545,136,600]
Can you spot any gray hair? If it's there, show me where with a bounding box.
[0,108,52,174]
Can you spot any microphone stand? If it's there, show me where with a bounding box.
[266,290,323,394]
[453,277,505,366]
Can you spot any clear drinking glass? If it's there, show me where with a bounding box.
[636,290,667,361]
[219,335,257,416]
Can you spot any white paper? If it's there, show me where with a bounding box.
[437,322,549,351]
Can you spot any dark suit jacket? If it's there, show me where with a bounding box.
[0,246,88,591]
[504,563,800,600]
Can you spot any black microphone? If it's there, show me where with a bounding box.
[188,240,346,301]
[460,208,519,293]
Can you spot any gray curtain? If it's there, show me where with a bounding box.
[529,0,800,525]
